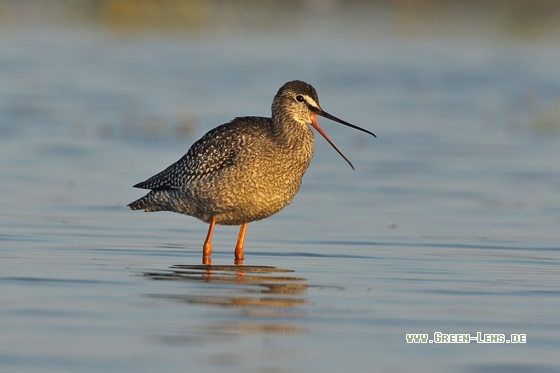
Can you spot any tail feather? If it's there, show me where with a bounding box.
[128,196,151,211]
[128,189,176,212]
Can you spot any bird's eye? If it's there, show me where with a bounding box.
[296,95,304,102]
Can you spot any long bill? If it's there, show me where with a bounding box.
[309,111,376,171]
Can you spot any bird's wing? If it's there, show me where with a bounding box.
[133,118,267,190]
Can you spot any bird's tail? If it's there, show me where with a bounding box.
[128,190,176,212]
[127,196,152,211]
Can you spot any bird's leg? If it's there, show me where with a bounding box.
[202,218,216,265]
[234,223,248,265]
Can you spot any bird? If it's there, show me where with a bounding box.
[128,80,376,265]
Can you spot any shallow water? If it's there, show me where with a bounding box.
[1,20,560,373]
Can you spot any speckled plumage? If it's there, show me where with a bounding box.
[128,80,375,263]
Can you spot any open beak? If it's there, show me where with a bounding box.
[309,110,376,170]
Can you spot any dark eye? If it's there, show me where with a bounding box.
[296,95,304,102]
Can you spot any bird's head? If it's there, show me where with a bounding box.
[272,80,376,170]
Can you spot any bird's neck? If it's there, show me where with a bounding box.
[271,112,314,149]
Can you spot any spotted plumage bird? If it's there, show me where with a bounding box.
[128,80,376,264]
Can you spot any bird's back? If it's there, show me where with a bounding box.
[128,116,314,225]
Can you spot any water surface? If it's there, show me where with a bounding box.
[1,17,560,373]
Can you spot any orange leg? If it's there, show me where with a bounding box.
[202,218,216,265]
[234,223,248,264]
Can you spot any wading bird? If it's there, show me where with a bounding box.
[128,80,376,264]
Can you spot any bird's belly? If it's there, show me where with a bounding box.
[187,162,307,226]
[211,179,301,225]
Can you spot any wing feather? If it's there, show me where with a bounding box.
[133,117,269,190]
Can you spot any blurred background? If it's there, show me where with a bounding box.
[2,0,560,141]
[2,0,560,38]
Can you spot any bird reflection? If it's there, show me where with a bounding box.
[144,264,308,318]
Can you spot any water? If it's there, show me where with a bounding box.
[1,19,560,373]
